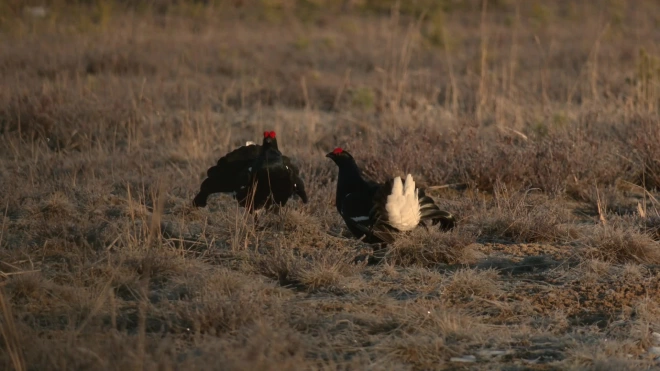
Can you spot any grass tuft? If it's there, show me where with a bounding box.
[578,225,660,264]
[387,227,480,266]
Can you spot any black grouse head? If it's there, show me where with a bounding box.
[325,147,354,166]
[262,131,278,150]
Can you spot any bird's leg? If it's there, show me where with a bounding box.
[370,242,388,264]
[266,203,285,231]
[276,204,287,228]
[244,182,261,229]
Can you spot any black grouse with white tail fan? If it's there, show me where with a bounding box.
[193,131,308,212]
[326,147,455,244]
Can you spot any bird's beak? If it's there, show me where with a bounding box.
[325,152,333,158]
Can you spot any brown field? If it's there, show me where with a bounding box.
[2,0,660,370]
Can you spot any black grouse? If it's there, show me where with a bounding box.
[193,131,308,212]
[326,147,455,244]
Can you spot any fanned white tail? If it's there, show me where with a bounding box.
[385,174,421,231]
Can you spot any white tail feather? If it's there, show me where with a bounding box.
[245,141,256,146]
[385,174,421,231]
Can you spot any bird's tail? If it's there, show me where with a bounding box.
[418,189,456,231]
[385,174,421,231]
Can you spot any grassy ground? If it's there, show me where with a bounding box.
[2,0,660,369]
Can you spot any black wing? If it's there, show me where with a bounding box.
[366,179,400,243]
[339,192,376,240]
[193,144,261,207]
[340,183,397,244]
[209,144,261,178]
[283,156,308,203]
[369,178,393,226]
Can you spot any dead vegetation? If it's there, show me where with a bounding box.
[2,0,660,369]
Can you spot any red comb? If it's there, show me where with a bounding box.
[332,147,343,154]
[263,131,269,138]
[269,131,276,138]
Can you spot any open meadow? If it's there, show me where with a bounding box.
[2,0,660,369]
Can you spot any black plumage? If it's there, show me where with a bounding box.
[193,131,308,212]
[326,147,455,244]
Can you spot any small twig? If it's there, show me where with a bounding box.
[0,270,41,279]
[502,126,528,141]
[620,180,660,206]
[0,203,7,250]
[105,236,121,251]
[0,261,24,271]
[0,289,25,371]
[300,76,310,110]
[426,183,467,190]
[638,202,647,219]
[595,183,607,226]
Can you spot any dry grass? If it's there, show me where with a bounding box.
[387,227,481,266]
[3,0,660,369]
[578,225,660,264]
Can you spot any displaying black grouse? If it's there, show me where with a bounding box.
[326,147,455,244]
[193,131,308,212]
